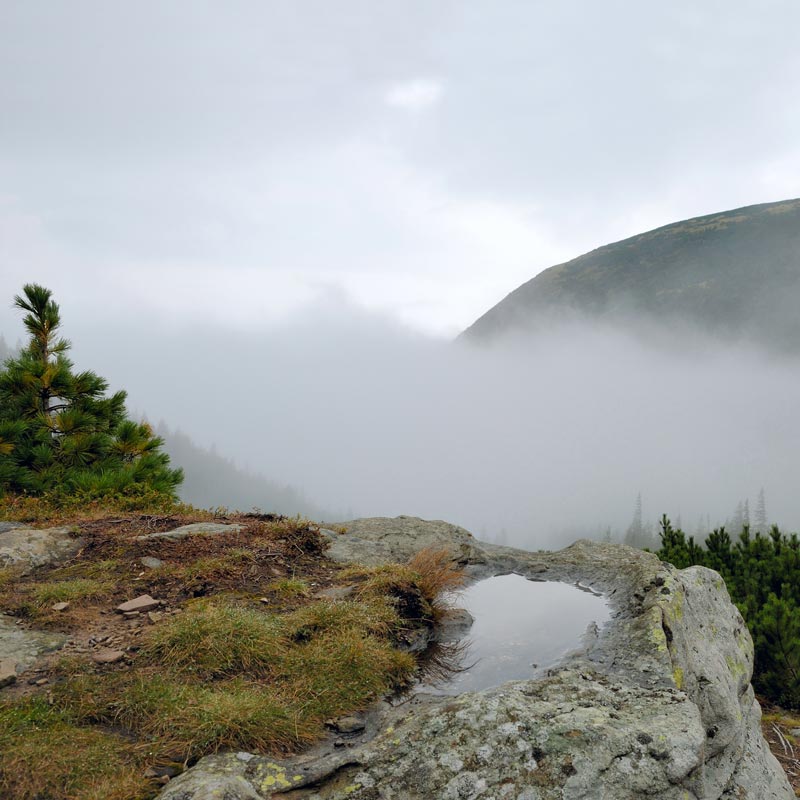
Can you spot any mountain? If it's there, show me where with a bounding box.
[462,198,800,349]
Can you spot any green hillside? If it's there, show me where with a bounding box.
[462,198,800,349]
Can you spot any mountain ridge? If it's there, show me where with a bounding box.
[462,198,800,349]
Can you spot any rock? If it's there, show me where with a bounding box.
[92,648,125,664]
[34,677,48,686]
[0,658,17,688]
[147,611,164,624]
[155,521,792,800]
[51,602,70,612]
[116,595,160,614]
[314,586,356,601]
[0,526,83,573]
[135,523,244,542]
[325,715,366,734]
[433,607,475,643]
[0,522,25,533]
[140,556,164,569]
[0,616,66,673]
[321,516,487,568]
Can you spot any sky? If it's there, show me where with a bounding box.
[2,2,800,543]
[2,0,800,337]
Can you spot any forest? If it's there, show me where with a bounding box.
[657,516,800,707]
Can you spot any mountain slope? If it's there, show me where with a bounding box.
[462,198,800,348]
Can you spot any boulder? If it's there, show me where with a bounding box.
[0,526,82,572]
[158,517,792,800]
[135,522,244,542]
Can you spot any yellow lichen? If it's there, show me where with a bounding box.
[673,667,684,690]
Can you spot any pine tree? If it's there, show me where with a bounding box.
[730,501,745,536]
[755,488,768,535]
[0,284,183,501]
[624,492,646,548]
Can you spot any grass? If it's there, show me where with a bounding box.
[164,548,258,584]
[267,576,310,598]
[53,596,415,763]
[142,600,288,678]
[0,510,463,800]
[0,696,152,800]
[342,547,465,623]
[0,491,195,525]
[31,578,116,608]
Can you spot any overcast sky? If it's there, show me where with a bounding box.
[2,1,799,337]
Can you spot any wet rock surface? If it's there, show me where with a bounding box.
[0,525,83,572]
[0,615,67,677]
[155,515,791,799]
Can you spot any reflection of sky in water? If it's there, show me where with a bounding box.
[420,574,610,695]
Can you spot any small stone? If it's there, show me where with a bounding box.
[147,611,163,623]
[51,602,70,612]
[0,659,17,688]
[140,557,163,569]
[325,715,366,734]
[35,678,49,686]
[123,611,140,619]
[116,595,160,614]
[259,597,270,604]
[92,648,126,664]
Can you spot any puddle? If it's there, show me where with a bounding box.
[416,573,610,695]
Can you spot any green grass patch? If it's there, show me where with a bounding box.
[31,577,115,608]
[143,600,287,678]
[0,695,151,800]
[53,596,415,762]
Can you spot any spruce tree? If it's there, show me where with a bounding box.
[0,284,183,501]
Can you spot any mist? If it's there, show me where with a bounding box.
[9,299,794,550]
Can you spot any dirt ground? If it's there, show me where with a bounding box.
[760,702,800,795]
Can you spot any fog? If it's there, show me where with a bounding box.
[9,300,795,550]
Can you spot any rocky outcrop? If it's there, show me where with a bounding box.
[159,517,791,800]
[0,525,82,573]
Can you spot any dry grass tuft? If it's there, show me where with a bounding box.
[408,547,466,615]
[342,547,465,623]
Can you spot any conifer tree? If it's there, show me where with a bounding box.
[0,284,182,501]
[754,488,769,535]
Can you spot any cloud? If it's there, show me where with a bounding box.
[384,79,444,112]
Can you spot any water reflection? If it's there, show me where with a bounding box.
[415,574,609,695]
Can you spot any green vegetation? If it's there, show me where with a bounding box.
[0,284,182,504]
[0,513,461,800]
[0,696,149,800]
[55,596,415,761]
[657,515,800,707]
